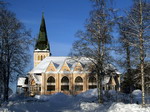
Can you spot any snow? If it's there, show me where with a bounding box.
[132,89,142,104]
[132,89,142,97]
[78,89,98,98]
[30,56,120,75]
[80,102,100,111]
[1,89,150,112]
[102,76,110,85]
[32,74,41,84]
[108,103,150,112]
[17,77,27,87]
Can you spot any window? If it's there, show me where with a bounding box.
[88,76,97,89]
[61,76,69,91]
[47,85,55,91]
[47,76,55,91]
[47,76,55,83]
[75,85,83,91]
[75,76,83,83]
[75,76,83,91]
[61,76,69,83]
[34,86,38,91]
[89,85,97,89]
[89,76,96,83]
[39,87,41,91]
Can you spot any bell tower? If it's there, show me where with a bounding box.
[34,13,51,67]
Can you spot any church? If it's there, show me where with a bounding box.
[17,14,121,96]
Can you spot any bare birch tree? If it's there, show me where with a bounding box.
[118,0,150,106]
[71,0,115,103]
[116,17,138,94]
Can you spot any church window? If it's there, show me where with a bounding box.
[89,76,96,83]
[88,76,97,89]
[61,76,69,91]
[47,76,55,91]
[47,76,55,83]
[47,85,55,91]
[75,76,83,91]
[41,55,43,60]
[39,87,41,91]
[75,76,83,83]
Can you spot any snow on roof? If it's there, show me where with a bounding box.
[115,71,121,74]
[30,56,121,75]
[34,49,49,52]
[32,74,42,84]
[30,57,92,74]
[102,76,110,85]
[17,77,28,87]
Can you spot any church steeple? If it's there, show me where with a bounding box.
[35,13,50,51]
[34,13,51,67]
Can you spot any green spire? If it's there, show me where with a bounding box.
[35,13,50,51]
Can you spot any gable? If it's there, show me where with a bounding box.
[60,62,70,72]
[74,62,83,71]
[108,76,116,85]
[46,62,56,72]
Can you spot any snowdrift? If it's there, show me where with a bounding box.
[1,89,150,112]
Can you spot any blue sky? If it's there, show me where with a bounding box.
[6,0,132,57]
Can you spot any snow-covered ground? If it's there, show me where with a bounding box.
[0,89,150,112]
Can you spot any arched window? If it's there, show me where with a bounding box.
[89,76,96,83]
[47,76,55,91]
[61,76,69,83]
[41,55,43,60]
[88,76,97,89]
[47,76,55,83]
[75,76,83,91]
[75,76,83,83]
[61,76,69,91]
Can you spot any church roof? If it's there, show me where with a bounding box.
[29,56,121,75]
[30,57,91,74]
[35,13,50,51]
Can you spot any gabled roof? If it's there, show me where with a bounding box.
[30,57,69,73]
[30,57,91,74]
[46,61,57,72]
[29,56,121,75]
